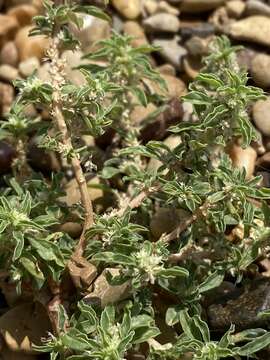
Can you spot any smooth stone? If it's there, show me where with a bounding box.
[144,0,180,15]
[123,21,148,47]
[150,207,190,239]
[246,0,270,17]
[143,13,181,33]
[0,141,16,175]
[61,50,86,86]
[60,176,104,206]
[15,26,49,61]
[237,47,258,71]
[0,82,14,115]
[143,0,158,14]
[228,16,270,47]
[253,98,270,136]
[68,257,97,289]
[153,37,187,69]
[130,103,157,125]
[158,63,176,76]
[2,346,38,360]
[58,221,82,239]
[256,152,270,170]
[0,64,19,83]
[148,135,182,172]
[83,268,131,308]
[0,15,19,47]
[228,144,257,179]
[158,1,180,15]
[180,0,227,13]
[185,36,210,56]
[0,303,51,354]
[143,73,187,98]
[183,56,201,79]
[0,41,18,66]
[19,57,39,78]
[70,14,110,51]
[112,0,141,19]
[225,0,245,18]
[7,4,38,26]
[180,21,215,39]
[251,54,270,89]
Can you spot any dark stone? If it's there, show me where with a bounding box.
[207,278,270,330]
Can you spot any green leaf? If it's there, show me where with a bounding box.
[193,315,210,343]
[61,328,91,351]
[93,252,135,266]
[130,87,148,107]
[236,332,270,356]
[198,271,224,294]
[158,266,189,278]
[102,166,120,179]
[101,306,115,330]
[12,232,24,261]
[20,256,44,281]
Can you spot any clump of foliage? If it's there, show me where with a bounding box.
[1,1,270,359]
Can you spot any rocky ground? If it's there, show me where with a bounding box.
[1,0,270,359]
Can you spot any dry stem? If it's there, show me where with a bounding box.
[48,38,94,258]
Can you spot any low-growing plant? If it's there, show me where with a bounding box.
[1,1,270,359]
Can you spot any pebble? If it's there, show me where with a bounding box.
[0,141,16,175]
[112,0,141,19]
[183,56,201,79]
[148,135,182,172]
[237,47,258,71]
[185,36,210,56]
[60,176,104,207]
[70,14,110,51]
[180,0,227,13]
[61,50,86,86]
[84,268,130,308]
[0,82,14,115]
[15,26,49,61]
[143,13,181,33]
[140,97,183,142]
[18,57,39,77]
[2,346,38,360]
[256,152,270,170]
[0,15,19,47]
[144,0,180,16]
[253,98,270,136]
[158,1,180,15]
[130,103,157,125]
[226,0,245,18]
[123,21,148,47]
[67,257,97,289]
[0,64,18,83]
[228,16,270,47]
[180,21,215,39]
[158,63,176,76]
[246,0,270,17]
[150,207,190,239]
[0,302,51,353]
[153,37,187,69]
[7,4,37,26]
[228,144,257,179]
[251,54,270,89]
[0,41,18,66]
[143,74,186,99]
[58,221,82,239]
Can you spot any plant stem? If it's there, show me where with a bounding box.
[162,201,210,243]
[48,38,94,257]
